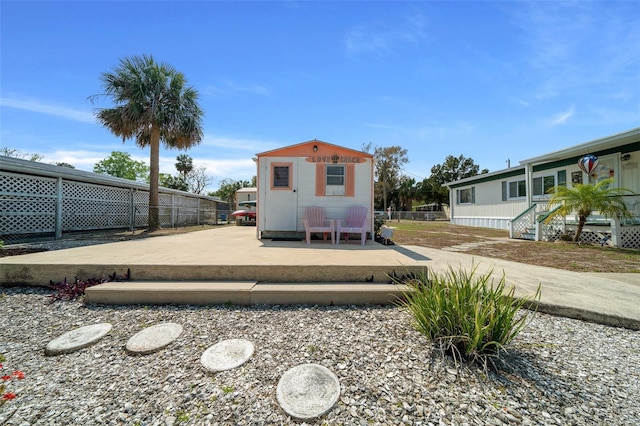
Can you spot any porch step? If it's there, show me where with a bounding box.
[520,232,536,240]
[84,281,409,306]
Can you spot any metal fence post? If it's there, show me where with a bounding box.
[55,177,63,239]
[129,189,134,231]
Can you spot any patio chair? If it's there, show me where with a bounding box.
[336,205,368,245]
[302,206,335,244]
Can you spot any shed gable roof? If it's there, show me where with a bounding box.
[256,139,372,159]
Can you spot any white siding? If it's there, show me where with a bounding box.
[295,159,372,231]
[452,179,528,220]
[620,149,639,193]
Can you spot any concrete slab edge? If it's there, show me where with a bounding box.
[523,300,640,331]
[83,281,409,306]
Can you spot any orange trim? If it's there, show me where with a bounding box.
[271,162,292,190]
[345,163,355,197]
[316,164,326,196]
[257,140,372,160]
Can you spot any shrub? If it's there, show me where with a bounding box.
[48,269,130,303]
[373,216,386,238]
[395,264,540,369]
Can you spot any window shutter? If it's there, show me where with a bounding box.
[471,187,475,203]
[345,164,355,197]
[501,181,507,201]
[316,164,326,196]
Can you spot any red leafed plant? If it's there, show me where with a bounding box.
[0,354,25,409]
[48,268,130,303]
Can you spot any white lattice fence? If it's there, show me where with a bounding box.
[62,181,131,231]
[621,226,640,249]
[509,205,536,238]
[546,225,640,248]
[1,165,224,244]
[539,215,565,242]
[576,230,611,245]
[133,190,149,227]
[0,173,57,239]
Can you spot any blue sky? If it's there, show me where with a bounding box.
[1,0,639,191]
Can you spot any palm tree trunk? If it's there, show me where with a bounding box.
[148,127,161,231]
[573,216,586,242]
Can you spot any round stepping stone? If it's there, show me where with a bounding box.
[200,338,254,372]
[276,363,341,420]
[45,323,112,356]
[125,322,183,355]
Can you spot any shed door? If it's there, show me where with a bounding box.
[265,159,298,231]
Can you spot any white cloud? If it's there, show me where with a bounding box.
[0,97,94,123]
[549,105,575,126]
[201,133,280,152]
[43,148,256,190]
[508,1,640,102]
[345,14,427,57]
[202,80,272,97]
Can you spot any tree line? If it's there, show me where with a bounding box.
[366,144,488,212]
[1,147,214,195]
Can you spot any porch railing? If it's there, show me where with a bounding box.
[510,195,640,248]
[509,204,537,239]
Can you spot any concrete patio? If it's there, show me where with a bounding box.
[1,225,638,329]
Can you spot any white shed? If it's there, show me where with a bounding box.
[256,139,374,240]
[235,187,257,210]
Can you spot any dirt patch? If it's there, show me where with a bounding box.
[389,221,640,273]
[0,247,48,257]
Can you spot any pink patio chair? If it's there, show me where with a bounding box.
[302,206,335,244]
[336,205,368,245]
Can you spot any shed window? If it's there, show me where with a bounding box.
[271,163,292,190]
[326,165,345,186]
[325,165,345,195]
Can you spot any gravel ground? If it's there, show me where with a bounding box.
[0,287,638,425]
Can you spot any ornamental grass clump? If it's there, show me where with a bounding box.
[395,265,540,369]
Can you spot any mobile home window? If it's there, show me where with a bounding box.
[557,170,567,187]
[533,175,555,196]
[456,187,475,204]
[508,180,526,198]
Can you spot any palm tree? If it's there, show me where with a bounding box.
[397,176,416,211]
[93,55,204,230]
[545,178,632,242]
[175,154,194,181]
